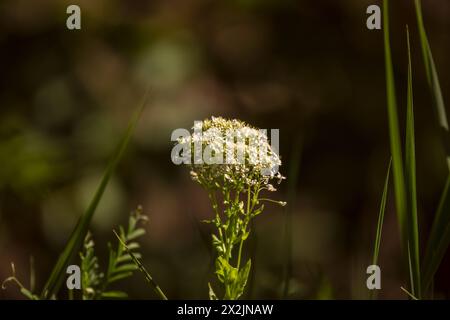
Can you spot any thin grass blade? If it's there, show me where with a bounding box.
[415,0,450,294]
[405,27,421,298]
[422,176,450,292]
[40,92,149,299]
[372,158,391,267]
[382,0,408,257]
[414,0,449,170]
[370,158,391,299]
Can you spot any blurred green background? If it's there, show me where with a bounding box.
[1,0,450,299]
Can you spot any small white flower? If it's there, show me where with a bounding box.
[183,117,285,190]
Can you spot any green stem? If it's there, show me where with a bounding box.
[236,239,244,270]
[237,185,252,269]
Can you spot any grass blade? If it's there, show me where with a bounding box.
[370,158,391,300]
[415,0,450,294]
[40,92,149,299]
[383,0,422,297]
[113,230,168,300]
[383,0,408,260]
[422,176,450,292]
[405,26,421,298]
[372,159,391,267]
[414,0,449,171]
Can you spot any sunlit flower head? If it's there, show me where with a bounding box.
[179,116,285,191]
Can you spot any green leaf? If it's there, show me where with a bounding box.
[383,0,407,242]
[113,230,168,300]
[116,253,141,264]
[128,216,137,234]
[414,0,450,170]
[127,228,146,241]
[107,272,133,285]
[405,27,421,298]
[208,282,218,300]
[80,233,103,300]
[125,242,141,251]
[383,1,421,297]
[40,92,149,299]
[370,157,392,299]
[212,234,221,245]
[111,264,138,275]
[215,257,227,283]
[422,176,450,292]
[372,158,391,270]
[235,259,251,299]
[415,0,450,294]
[383,0,408,261]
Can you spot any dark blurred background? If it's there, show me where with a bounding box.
[1,0,450,299]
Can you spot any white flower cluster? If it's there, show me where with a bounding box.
[181,117,285,190]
